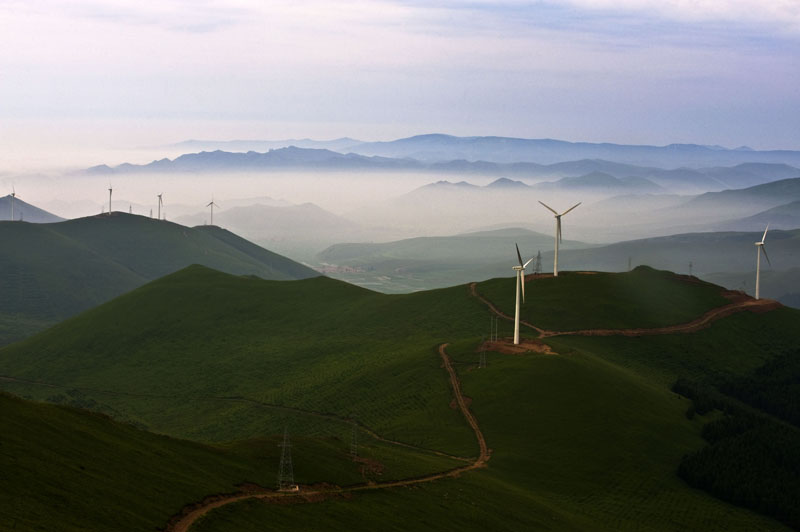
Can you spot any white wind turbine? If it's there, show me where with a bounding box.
[108,185,113,216]
[512,243,533,345]
[157,193,163,220]
[754,224,771,300]
[538,201,581,277]
[207,198,219,226]
[10,186,15,221]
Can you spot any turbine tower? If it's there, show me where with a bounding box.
[108,185,113,216]
[157,193,163,220]
[538,201,581,277]
[206,198,218,226]
[754,224,771,300]
[10,186,15,222]
[512,243,533,345]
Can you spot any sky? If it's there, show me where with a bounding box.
[1,0,799,170]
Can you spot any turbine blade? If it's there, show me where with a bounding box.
[516,243,523,267]
[761,224,769,243]
[561,202,582,216]
[557,218,562,242]
[521,270,526,303]
[538,200,558,215]
[523,258,533,268]
[761,245,772,267]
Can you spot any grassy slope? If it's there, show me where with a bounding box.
[477,266,729,332]
[0,266,484,456]
[2,266,797,530]
[0,390,460,532]
[0,391,274,532]
[0,214,317,345]
[192,330,788,532]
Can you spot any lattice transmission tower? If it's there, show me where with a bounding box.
[350,418,359,458]
[277,427,297,491]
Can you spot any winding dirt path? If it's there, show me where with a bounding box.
[164,344,489,532]
[469,282,781,339]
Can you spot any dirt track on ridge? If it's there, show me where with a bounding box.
[469,282,781,339]
[164,344,489,532]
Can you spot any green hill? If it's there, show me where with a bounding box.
[2,265,800,530]
[0,391,271,532]
[477,266,730,331]
[0,194,64,223]
[0,213,318,345]
[316,227,592,293]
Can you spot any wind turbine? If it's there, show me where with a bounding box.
[108,185,113,216]
[207,198,218,226]
[10,186,15,222]
[538,201,581,277]
[157,193,163,220]
[512,243,533,345]
[754,224,771,300]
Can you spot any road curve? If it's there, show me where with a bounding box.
[469,282,781,339]
[164,344,489,532]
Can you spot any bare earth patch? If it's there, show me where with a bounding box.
[482,338,557,355]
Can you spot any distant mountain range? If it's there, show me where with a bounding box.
[85,140,800,195]
[0,195,63,223]
[86,147,419,175]
[0,213,318,345]
[345,134,800,167]
[155,134,800,167]
[167,137,363,153]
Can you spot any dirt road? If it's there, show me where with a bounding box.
[469,282,781,339]
[164,343,489,532]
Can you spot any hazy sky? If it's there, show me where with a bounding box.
[2,0,799,169]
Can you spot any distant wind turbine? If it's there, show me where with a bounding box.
[754,224,771,300]
[512,243,533,345]
[157,193,163,220]
[108,185,113,216]
[538,200,581,277]
[207,198,219,226]
[10,186,15,222]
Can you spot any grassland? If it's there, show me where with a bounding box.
[0,214,318,345]
[2,265,798,531]
[0,391,275,532]
[476,266,730,332]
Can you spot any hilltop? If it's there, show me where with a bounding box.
[1,264,799,530]
[0,213,318,345]
[0,194,63,223]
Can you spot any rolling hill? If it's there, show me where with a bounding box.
[556,228,800,275]
[682,177,800,214]
[0,392,272,532]
[715,200,800,231]
[1,264,799,530]
[0,213,318,345]
[0,194,64,223]
[174,202,375,262]
[316,227,592,292]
